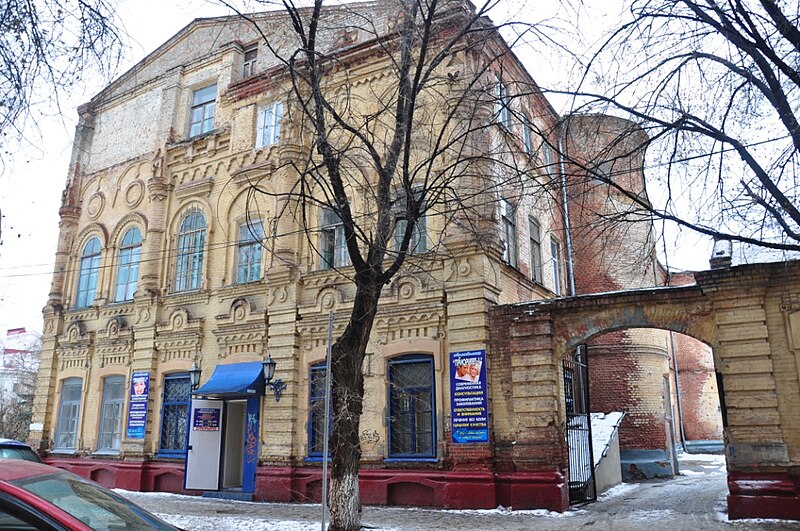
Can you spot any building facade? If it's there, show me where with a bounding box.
[30,1,698,510]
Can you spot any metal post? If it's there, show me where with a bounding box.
[321,311,334,530]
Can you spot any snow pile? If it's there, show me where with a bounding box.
[590,412,624,466]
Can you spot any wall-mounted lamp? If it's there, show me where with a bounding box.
[263,353,286,402]
[188,362,202,391]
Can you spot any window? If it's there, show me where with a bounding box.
[495,76,511,128]
[394,187,427,255]
[98,376,125,452]
[388,355,435,459]
[499,198,517,267]
[523,115,534,155]
[551,236,562,295]
[529,217,543,283]
[308,363,332,457]
[542,142,555,177]
[236,220,264,284]
[175,211,206,292]
[242,45,258,78]
[55,378,82,450]
[189,84,217,137]
[321,207,349,269]
[159,374,191,456]
[76,237,101,308]
[256,102,284,147]
[115,227,142,301]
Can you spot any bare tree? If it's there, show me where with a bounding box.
[222,1,554,528]
[555,0,800,255]
[0,0,124,162]
[0,332,41,441]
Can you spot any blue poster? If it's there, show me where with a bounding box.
[125,371,150,439]
[192,407,221,431]
[450,350,489,443]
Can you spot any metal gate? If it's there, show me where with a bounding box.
[564,345,596,504]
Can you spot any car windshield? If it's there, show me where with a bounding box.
[11,472,178,530]
[0,446,42,462]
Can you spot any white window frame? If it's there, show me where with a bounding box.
[55,378,82,450]
[495,76,511,128]
[551,236,562,295]
[236,219,265,284]
[256,101,284,147]
[189,84,217,138]
[499,198,517,267]
[175,210,206,292]
[321,207,349,269]
[98,376,125,452]
[242,45,258,78]
[529,217,543,283]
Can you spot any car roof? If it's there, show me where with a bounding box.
[0,438,30,447]
[0,458,64,481]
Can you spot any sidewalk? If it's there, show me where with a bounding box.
[122,454,800,530]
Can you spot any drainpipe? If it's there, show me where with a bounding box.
[558,121,576,297]
[669,329,687,451]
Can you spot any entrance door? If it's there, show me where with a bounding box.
[222,401,246,489]
[185,399,224,490]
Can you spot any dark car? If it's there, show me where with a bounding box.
[0,458,181,530]
[0,439,42,463]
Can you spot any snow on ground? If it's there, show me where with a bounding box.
[597,481,640,500]
[156,514,328,531]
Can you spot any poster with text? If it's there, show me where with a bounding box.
[192,407,221,431]
[125,371,150,439]
[450,349,489,443]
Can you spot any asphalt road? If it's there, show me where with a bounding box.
[124,453,800,530]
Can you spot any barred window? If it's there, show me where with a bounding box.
[388,355,435,459]
[159,374,191,455]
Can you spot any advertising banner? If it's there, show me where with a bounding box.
[449,349,489,443]
[125,371,150,439]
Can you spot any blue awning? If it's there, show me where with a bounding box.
[193,362,265,398]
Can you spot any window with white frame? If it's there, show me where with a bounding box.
[236,220,265,284]
[242,45,258,78]
[495,76,511,128]
[523,115,534,155]
[55,378,82,450]
[394,187,427,255]
[542,142,555,177]
[76,237,101,308]
[551,236,562,295]
[321,207,349,269]
[499,198,517,267]
[189,84,217,138]
[98,376,125,452]
[256,102,284,147]
[175,211,206,292]
[529,217,543,283]
[115,227,142,301]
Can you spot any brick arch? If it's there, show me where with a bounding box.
[488,260,800,520]
[547,286,716,355]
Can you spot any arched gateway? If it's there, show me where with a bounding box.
[488,260,800,520]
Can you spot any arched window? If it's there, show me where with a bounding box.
[175,211,206,292]
[387,354,436,459]
[55,378,83,450]
[115,227,142,301]
[76,237,101,307]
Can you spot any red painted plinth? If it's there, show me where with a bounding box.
[44,458,568,512]
[728,471,800,521]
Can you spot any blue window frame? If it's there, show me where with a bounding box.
[115,227,142,301]
[307,363,332,458]
[158,374,191,456]
[76,237,101,307]
[175,211,206,292]
[236,220,264,284]
[387,355,436,459]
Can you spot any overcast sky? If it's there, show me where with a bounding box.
[0,0,714,337]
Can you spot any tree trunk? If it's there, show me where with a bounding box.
[327,281,382,531]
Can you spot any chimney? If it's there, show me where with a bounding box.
[710,238,732,269]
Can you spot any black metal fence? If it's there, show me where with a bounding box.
[564,345,596,504]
